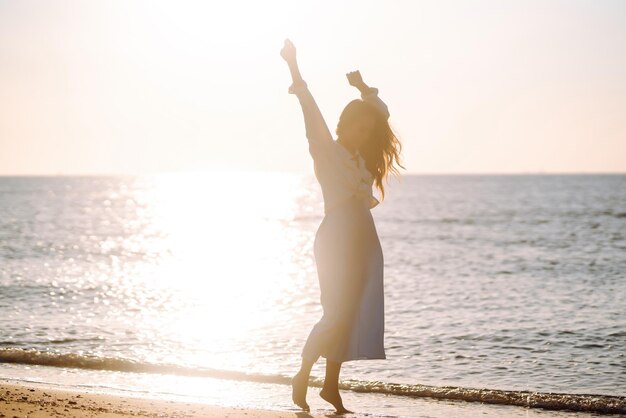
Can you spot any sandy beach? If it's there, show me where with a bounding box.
[0,380,324,418]
[2,377,621,418]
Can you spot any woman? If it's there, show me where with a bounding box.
[280,38,403,414]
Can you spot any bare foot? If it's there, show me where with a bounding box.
[320,387,352,414]
[291,371,310,411]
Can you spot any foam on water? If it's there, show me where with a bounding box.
[1,348,624,415]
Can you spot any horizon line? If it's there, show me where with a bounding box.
[0,170,625,177]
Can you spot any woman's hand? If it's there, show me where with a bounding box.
[282,38,304,88]
[280,38,297,65]
[347,70,370,94]
[346,70,365,88]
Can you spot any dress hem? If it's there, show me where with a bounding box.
[301,353,387,363]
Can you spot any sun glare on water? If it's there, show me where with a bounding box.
[126,171,318,369]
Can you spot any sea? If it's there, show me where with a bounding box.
[1,173,624,417]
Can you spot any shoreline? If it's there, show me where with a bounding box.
[1,352,624,416]
[0,380,327,418]
[1,377,623,418]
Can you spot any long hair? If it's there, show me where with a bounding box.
[336,100,405,201]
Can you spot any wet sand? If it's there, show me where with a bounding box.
[0,380,327,418]
[0,378,619,418]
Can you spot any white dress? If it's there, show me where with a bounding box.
[289,79,389,362]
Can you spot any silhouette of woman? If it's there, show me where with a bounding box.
[280,38,403,414]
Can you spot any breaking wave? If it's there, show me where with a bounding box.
[1,348,624,414]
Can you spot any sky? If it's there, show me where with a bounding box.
[1,0,625,175]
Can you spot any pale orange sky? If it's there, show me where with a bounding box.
[1,0,625,175]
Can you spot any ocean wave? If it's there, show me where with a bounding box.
[0,348,624,414]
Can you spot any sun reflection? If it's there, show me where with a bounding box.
[129,170,316,369]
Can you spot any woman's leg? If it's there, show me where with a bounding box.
[320,359,352,413]
[292,356,314,411]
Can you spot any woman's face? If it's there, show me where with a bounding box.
[343,116,376,147]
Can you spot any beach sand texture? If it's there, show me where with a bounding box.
[1,379,620,418]
[0,381,313,418]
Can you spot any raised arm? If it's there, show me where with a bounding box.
[281,39,334,160]
[346,70,390,119]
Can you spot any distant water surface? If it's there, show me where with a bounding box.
[0,174,624,412]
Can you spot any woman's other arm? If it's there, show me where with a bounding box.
[281,39,334,159]
[346,70,390,120]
